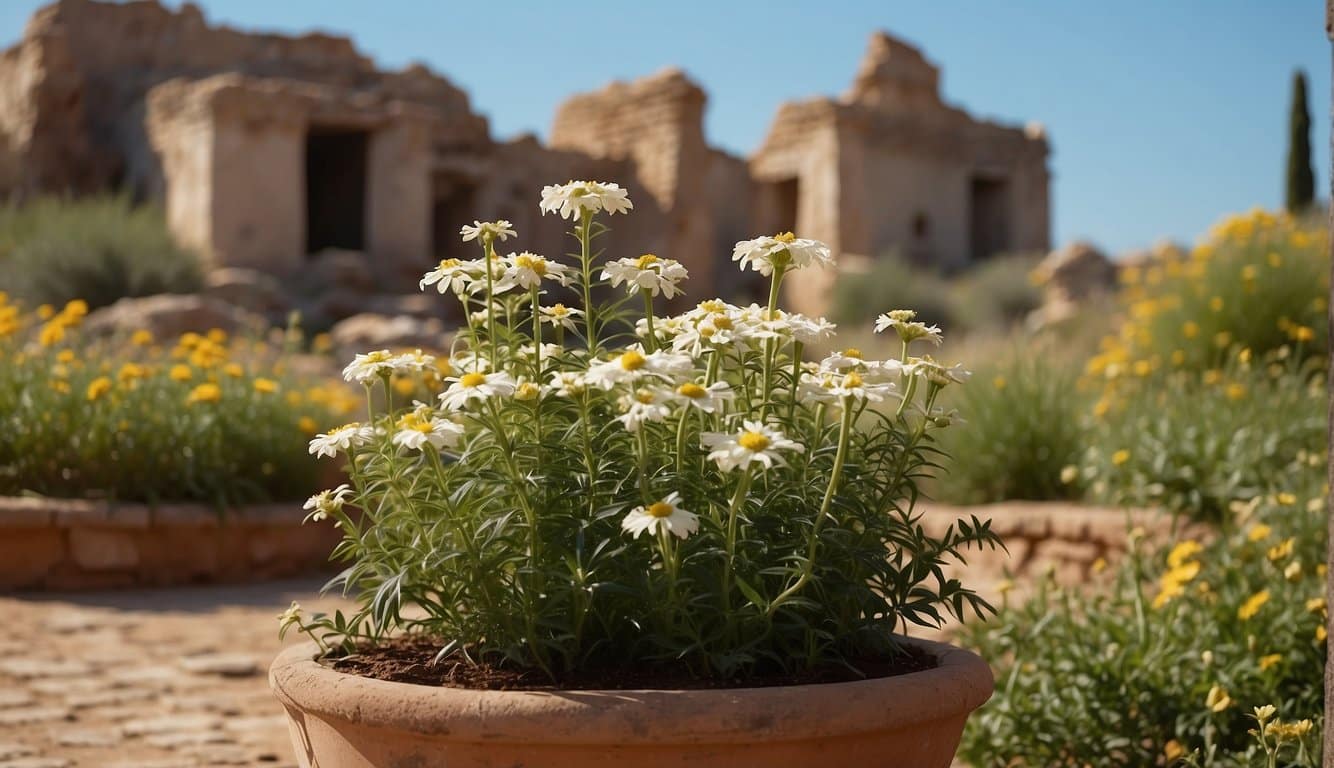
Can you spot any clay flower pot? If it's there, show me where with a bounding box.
[269,636,992,768]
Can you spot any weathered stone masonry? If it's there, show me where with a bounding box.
[0,1,1050,315]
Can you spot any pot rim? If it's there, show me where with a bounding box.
[270,635,993,745]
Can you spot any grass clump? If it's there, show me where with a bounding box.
[0,195,203,310]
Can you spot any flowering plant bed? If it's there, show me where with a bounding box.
[275,180,998,766]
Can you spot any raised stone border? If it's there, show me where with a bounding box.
[919,500,1203,587]
[0,496,340,591]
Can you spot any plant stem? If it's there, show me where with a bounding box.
[759,266,786,414]
[578,210,597,355]
[767,398,854,616]
[720,466,753,619]
[642,289,657,352]
[482,238,498,365]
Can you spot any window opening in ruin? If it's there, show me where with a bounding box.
[912,212,929,238]
[431,173,480,263]
[305,128,368,253]
[968,175,1010,262]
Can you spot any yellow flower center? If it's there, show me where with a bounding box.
[635,253,660,270]
[842,348,863,359]
[438,258,461,269]
[460,372,488,388]
[774,231,797,243]
[712,315,733,330]
[550,303,570,316]
[619,350,646,371]
[515,254,547,275]
[738,431,770,452]
[647,501,675,518]
[634,389,656,404]
[842,372,863,389]
[677,382,707,399]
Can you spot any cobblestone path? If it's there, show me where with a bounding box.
[0,579,349,768]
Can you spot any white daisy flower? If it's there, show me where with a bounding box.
[459,220,517,244]
[637,313,689,344]
[701,420,805,473]
[584,346,694,390]
[392,409,464,451]
[390,349,437,373]
[600,254,689,299]
[672,380,734,413]
[342,350,398,383]
[303,483,352,522]
[874,310,943,346]
[911,358,971,386]
[549,371,588,397]
[799,369,895,404]
[513,379,546,401]
[308,423,375,458]
[621,492,699,540]
[419,258,480,295]
[504,251,575,290]
[786,313,838,345]
[539,303,583,332]
[466,256,519,296]
[616,387,673,432]
[517,342,565,363]
[539,180,633,220]
[818,348,869,372]
[732,232,833,276]
[439,370,518,411]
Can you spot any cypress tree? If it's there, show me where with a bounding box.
[1285,70,1314,213]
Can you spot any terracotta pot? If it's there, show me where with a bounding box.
[270,636,992,768]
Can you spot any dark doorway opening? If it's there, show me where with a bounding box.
[771,176,799,235]
[305,128,368,253]
[968,175,1010,262]
[432,172,480,263]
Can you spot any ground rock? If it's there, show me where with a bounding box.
[82,294,267,340]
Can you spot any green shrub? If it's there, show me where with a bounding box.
[0,298,356,505]
[933,350,1087,504]
[959,482,1326,767]
[830,255,955,331]
[1080,348,1324,523]
[0,195,203,310]
[948,253,1044,332]
[1086,210,1326,383]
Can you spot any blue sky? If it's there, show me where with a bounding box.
[1,1,1327,254]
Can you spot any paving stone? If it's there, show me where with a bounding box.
[0,708,70,727]
[121,713,223,737]
[65,688,155,709]
[0,660,88,679]
[0,759,72,768]
[178,653,261,678]
[0,691,34,710]
[107,665,180,690]
[146,730,235,748]
[186,744,252,764]
[0,745,35,761]
[54,729,119,748]
[27,678,104,696]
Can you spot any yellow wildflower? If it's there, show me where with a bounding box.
[1276,492,1297,505]
[1163,740,1185,761]
[1167,540,1202,568]
[223,363,245,378]
[130,329,154,346]
[253,378,279,394]
[1246,523,1271,542]
[1266,538,1294,562]
[1224,383,1246,401]
[1257,654,1282,672]
[1209,296,1223,312]
[186,383,222,405]
[1206,684,1231,712]
[297,416,319,435]
[1111,449,1131,466]
[1306,597,1327,616]
[1237,590,1270,621]
[85,376,113,402]
[169,364,193,382]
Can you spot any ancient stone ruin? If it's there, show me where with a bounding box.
[0,0,1050,317]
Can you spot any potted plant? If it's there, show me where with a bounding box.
[270,180,1000,767]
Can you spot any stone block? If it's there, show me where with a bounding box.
[68,529,140,571]
[0,529,66,588]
